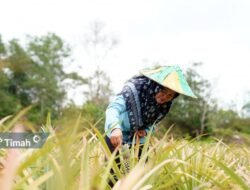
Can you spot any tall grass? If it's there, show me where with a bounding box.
[0,112,249,190]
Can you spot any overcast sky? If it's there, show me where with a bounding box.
[1,0,250,110]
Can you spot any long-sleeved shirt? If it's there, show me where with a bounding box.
[105,95,153,144]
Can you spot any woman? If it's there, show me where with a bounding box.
[105,65,196,151]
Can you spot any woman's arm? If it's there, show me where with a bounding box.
[105,95,126,147]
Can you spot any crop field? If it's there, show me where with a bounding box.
[0,114,249,190]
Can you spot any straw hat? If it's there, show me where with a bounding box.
[139,65,197,98]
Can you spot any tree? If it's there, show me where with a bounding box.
[0,37,29,117]
[0,35,6,57]
[84,69,112,105]
[0,69,22,116]
[0,33,85,123]
[242,91,250,117]
[26,33,71,119]
[83,21,119,106]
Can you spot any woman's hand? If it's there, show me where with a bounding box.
[136,130,147,138]
[110,128,123,148]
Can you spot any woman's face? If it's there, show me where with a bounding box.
[155,88,176,104]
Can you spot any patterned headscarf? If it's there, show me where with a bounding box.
[119,75,177,133]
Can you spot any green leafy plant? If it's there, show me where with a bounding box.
[0,110,249,190]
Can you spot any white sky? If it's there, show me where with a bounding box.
[1,0,250,110]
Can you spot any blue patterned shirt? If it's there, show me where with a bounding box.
[105,95,153,144]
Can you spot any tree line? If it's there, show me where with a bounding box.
[0,33,85,123]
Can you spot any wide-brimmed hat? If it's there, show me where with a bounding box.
[139,65,197,98]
